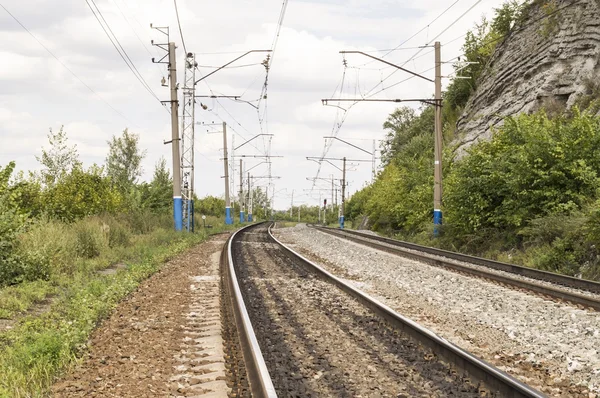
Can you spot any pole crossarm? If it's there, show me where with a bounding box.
[307,156,372,163]
[324,136,372,156]
[195,95,240,99]
[307,157,342,172]
[234,134,274,151]
[340,50,434,82]
[321,98,440,107]
[194,50,272,85]
[234,155,283,158]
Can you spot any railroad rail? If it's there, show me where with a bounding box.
[225,222,545,397]
[312,225,600,311]
[221,222,277,398]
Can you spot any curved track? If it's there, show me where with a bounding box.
[313,226,600,311]
[225,222,545,397]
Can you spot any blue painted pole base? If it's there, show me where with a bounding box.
[339,215,345,229]
[248,214,253,222]
[174,197,183,231]
[240,211,245,223]
[433,209,442,237]
[225,207,233,225]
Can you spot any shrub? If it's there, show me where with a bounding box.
[74,219,108,259]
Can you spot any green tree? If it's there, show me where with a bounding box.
[141,157,172,211]
[105,129,146,193]
[43,165,122,222]
[36,126,80,186]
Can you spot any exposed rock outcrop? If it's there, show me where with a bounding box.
[454,0,600,156]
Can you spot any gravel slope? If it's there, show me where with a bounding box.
[274,224,600,398]
[52,236,233,398]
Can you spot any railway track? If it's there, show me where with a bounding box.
[222,222,545,397]
[312,225,600,311]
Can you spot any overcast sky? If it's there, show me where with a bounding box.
[0,0,502,209]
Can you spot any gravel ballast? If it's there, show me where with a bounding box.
[234,224,486,397]
[274,224,600,397]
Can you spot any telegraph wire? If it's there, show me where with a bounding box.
[173,0,187,55]
[111,0,164,76]
[85,0,163,105]
[0,2,133,125]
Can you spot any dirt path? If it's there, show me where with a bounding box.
[52,235,231,398]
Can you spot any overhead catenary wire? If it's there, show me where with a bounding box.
[0,2,134,125]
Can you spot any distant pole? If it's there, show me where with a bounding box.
[372,139,376,181]
[318,192,322,224]
[231,134,235,210]
[433,41,443,236]
[247,172,253,222]
[239,159,245,223]
[223,122,233,225]
[290,189,294,218]
[340,156,346,229]
[331,175,334,210]
[169,42,183,231]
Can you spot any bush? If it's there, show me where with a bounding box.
[74,219,108,259]
[17,220,78,280]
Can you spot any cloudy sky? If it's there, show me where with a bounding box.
[0,0,502,209]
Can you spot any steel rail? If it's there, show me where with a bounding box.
[313,226,600,311]
[223,222,277,398]
[268,224,545,398]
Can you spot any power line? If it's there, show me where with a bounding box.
[111,0,164,76]
[173,0,187,55]
[0,2,133,125]
[85,0,163,105]
[364,0,483,98]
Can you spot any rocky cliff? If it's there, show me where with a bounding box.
[454,0,600,155]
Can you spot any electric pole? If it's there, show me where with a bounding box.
[372,139,377,181]
[169,42,182,231]
[223,122,233,225]
[433,41,443,235]
[290,189,294,218]
[341,156,346,229]
[239,159,244,223]
[181,52,196,232]
[247,172,253,222]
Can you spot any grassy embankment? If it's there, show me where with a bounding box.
[0,213,236,397]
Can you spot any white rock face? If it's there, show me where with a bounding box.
[454,0,600,156]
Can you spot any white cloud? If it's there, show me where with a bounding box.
[0,0,502,209]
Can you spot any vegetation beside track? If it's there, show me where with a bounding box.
[345,1,600,279]
[0,127,242,396]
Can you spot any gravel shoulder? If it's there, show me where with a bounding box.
[274,224,600,398]
[52,235,232,398]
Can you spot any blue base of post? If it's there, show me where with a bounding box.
[174,197,183,231]
[240,211,245,223]
[225,207,233,225]
[339,216,345,229]
[248,214,253,222]
[433,209,442,236]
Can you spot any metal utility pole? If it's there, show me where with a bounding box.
[341,157,346,229]
[247,172,253,222]
[290,189,294,218]
[331,175,334,209]
[181,52,197,232]
[372,139,377,181]
[239,159,245,223]
[223,122,233,225]
[323,45,444,235]
[152,26,182,231]
[169,42,182,231]
[433,41,443,235]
